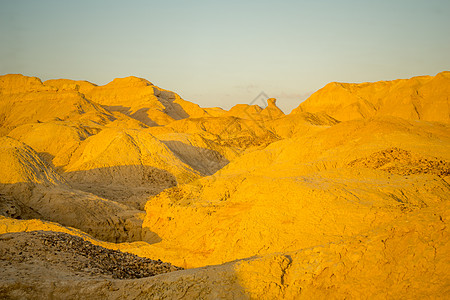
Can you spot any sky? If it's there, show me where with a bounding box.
[1,0,449,113]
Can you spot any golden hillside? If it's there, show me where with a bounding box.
[0,72,449,299]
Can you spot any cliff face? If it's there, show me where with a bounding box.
[292,71,450,123]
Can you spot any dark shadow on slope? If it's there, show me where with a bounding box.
[37,151,56,169]
[103,105,158,126]
[130,107,158,126]
[103,102,197,126]
[162,100,190,119]
[0,192,42,220]
[104,105,132,114]
[63,165,178,210]
[0,181,162,245]
[161,140,229,175]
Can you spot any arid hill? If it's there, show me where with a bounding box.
[0,72,449,299]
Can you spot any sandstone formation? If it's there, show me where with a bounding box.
[0,72,449,299]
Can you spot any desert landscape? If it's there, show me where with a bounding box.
[0,71,449,299]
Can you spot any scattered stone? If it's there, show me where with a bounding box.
[0,231,182,279]
[348,147,450,177]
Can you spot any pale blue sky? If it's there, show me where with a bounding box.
[1,0,449,112]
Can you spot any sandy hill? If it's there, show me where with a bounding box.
[292,71,450,123]
[62,128,203,208]
[45,76,210,126]
[0,74,118,136]
[7,121,95,169]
